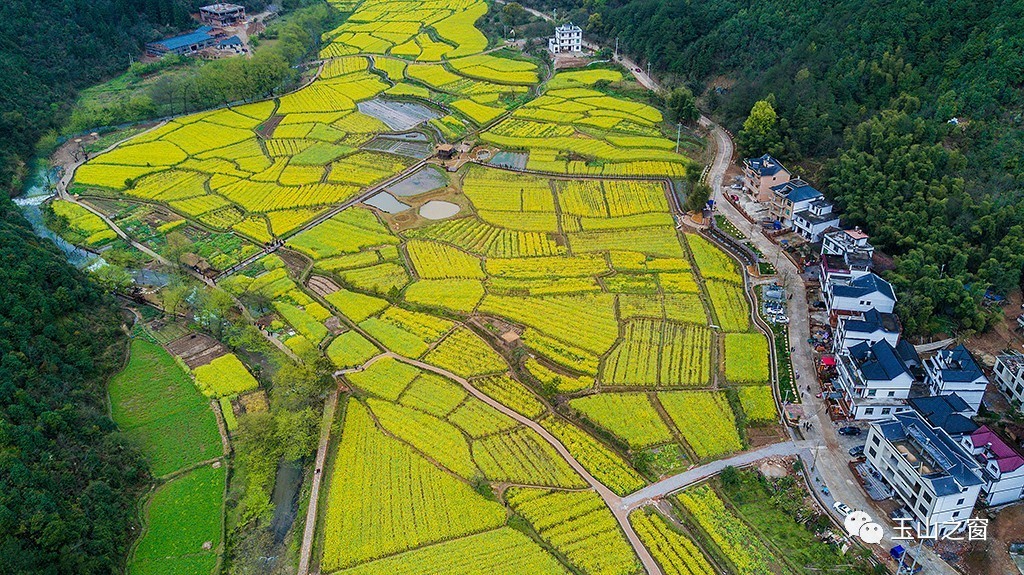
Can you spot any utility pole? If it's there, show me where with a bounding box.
[647,60,652,80]
[676,122,682,154]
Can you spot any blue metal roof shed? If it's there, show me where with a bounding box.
[147,26,216,55]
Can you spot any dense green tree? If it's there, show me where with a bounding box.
[667,87,699,124]
[736,99,783,158]
[0,199,147,573]
[503,2,527,25]
[684,182,712,213]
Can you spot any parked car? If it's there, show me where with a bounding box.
[889,507,911,521]
[838,426,862,436]
[832,501,853,517]
[849,445,865,457]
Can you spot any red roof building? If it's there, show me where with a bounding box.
[960,425,1024,506]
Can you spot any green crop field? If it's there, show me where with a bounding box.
[675,484,777,575]
[570,393,673,449]
[193,353,260,397]
[108,339,221,477]
[660,392,744,459]
[506,488,642,575]
[128,464,225,575]
[630,508,716,575]
[724,333,771,383]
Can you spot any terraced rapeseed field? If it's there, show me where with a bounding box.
[78,0,783,571]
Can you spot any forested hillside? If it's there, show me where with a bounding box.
[540,0,1024,335]
[0,199,148,573]
[0,0,195,193]
[0,0,287,196]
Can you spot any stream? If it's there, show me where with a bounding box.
[13,163,105,269]
[13,162,170,287]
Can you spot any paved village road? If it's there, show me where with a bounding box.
[701,116,957,575]
[619,441,811,510]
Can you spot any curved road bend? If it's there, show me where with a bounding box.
[620,440,811,510]
[702,117,956,575]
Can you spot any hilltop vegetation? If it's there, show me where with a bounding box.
[541,0,1024,335]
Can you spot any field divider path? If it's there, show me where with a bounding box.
[384,352,665,575]
[297,386,339,575]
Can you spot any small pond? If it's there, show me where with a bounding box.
[488,151,528,170]
[386,166,448,197]
[364,191,411,214]
[419,200,460,220]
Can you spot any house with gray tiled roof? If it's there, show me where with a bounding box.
[742,154,791,202]
[908,394,979,437]
[924,345,988,415]
[833,308,901,353]
[866,411,983,536]
[792,198,840,242]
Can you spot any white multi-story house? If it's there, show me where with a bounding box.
[866,412,984,537]
[834,339,920,420]
[742,154,790,202]
[959,426,1024,507]
[833,308,901,353]
[768,178,824,227]
[924,345,988,415]
[548,23,583,54]
[993,353,1024,406]
[792,199,840,242]
[822,227,874,262]
[821,270,897,319]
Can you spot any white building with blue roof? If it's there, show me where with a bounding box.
[866,411,983,536]
[924,345,989,415]
[833,308,901,353]
[822,271,897,319]
[792,198,840,242]
[835,339,921,419]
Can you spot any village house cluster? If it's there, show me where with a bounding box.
[145,3,272,57]
[744,153,1024,537]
